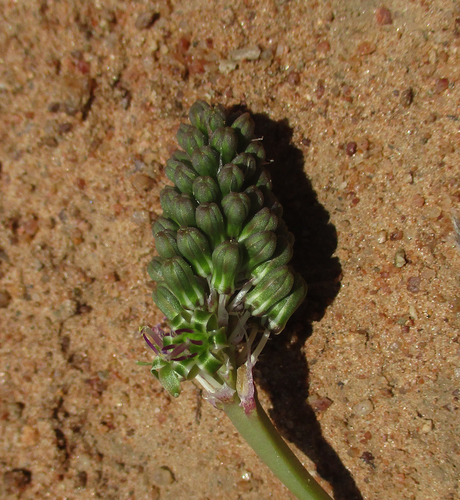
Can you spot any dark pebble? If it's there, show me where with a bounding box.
[0,290,12,308]
[3,469,32,491]
[435,78,449,94]
[135,10,159,30]
[48,102,61,113]
[287,71,301,86]
[375,7,392,25]
[400,88,413,107]
[346,141,357,156]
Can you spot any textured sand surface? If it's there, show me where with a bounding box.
[1,1,460,499]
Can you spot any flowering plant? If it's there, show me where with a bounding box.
[140,101,331,500]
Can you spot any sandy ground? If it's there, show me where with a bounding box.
[1,1,460,499]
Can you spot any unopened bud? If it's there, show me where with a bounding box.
[177,123,207,156]
[152,282,183,320]
[245,265,294,316]
[232,153,257,179]
[231,113,255,150]
[251,235,293,284]
[239,207,278,242]
[266,273,307,333]
[196,202,226,247]
[192,176,221,204]
[221,192,251,238]
[245,141,266,164]
[210,127,238,165]
[162,256,206,309]
[147,256,164,281]
[243,231,277,272]
[191,146,220,177]
[188,100,212,135]
[155,230,180,258]
[218,163,245,196]
[177,227,213,277]
[152,216,179,236]
[175,164,198,195]
[211,241,241,294]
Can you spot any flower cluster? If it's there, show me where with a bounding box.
[142,100,307,412]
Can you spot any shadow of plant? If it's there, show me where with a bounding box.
[229,109,362,500]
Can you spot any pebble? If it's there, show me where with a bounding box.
[135,10,158,30]
[219,60,237,74]
[377,230,388,243]
[3,469,32,491]
[0,290,12,308]
[420,419,433,433]
[400,88,414,107]
[131,173,155,193]
[287,71,301,86]
[407,276,421,293]
[352,399,374,417]
[52,299,78,322]
[308,396,333,412]
[434,78,449,94]
[423,206,442,220]
[316,40,331,54]
[229,46,261,61]
[152,466,175,486]
[394,248,407,268]
[412,193,425,208]
[375,7,393,25]
[346,142,357,156]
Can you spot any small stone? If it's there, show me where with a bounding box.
[356,137,369,151]
[260,49,273,61]
[219,60,237,74]
[375,7,393,25]
[394,248,407,268]
[423,206,442,220]
[400,88,414,107]
[308,396,333,412]
[434,78,449,94]
[53,299,78,321]
[352,399,374,416]
[152,466,175,486]
[229,46,261,61]
[377,230,388,243]
[135,10,158,30]
[131,173,155,193]
[3,469,32,491]
[20,425,40,447]
[412,193,425,207]
[0,290,12,308]
[420,419,433,433]
[316,40,331,54]
[407,276,421,293]
[357,41,376,56]
[346,141,357,156]
[287,71,301,86]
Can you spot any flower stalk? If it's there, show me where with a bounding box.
[139,100,332,499]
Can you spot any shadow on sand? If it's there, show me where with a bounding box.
[229,106,362,500]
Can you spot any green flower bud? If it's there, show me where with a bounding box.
[158,364,181,398]
[196,202,226,247]
[244,265,294,316]
[256,168,272,193]
[152,282,183,320]
[251,235,293,284]
[207,106,226,132]
[152,216,179,236]
[217,163,245,196]
[177,123,207,156]
[210,127,238,165]
[192,176,221,204]
[162,256,206,309]
[147,256,164,281]
[265,273,307,334]
[177,227,212,277]
[243,231,277,272]
[244,186,265,216]
[188,100,211,135]
[232,153,257,179]
[231,113,255,150]
[191,146,220,177]
[245,141,266,164]
[175,164,198,195]
[239,207,278,242]
[211,241,241,294]
[165,151,193,182]
[221,192,251,238]
[263,191,283,218]
[174,193,197,228]
[160,186,180,220]
[155,230,179,258]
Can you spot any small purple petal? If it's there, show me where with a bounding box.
[143,333,160,354]
[175,328,194,334]
[189,339,203,346]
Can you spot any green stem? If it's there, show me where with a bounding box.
[222,395,333,500]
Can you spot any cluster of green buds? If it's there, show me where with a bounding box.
[142,100,307,413]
